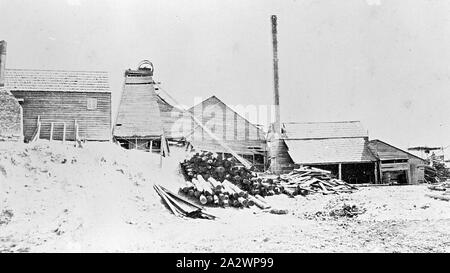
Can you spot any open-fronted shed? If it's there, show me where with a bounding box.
[368,139,427,184]
[283,121,378,184]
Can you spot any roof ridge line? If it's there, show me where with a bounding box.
[283,120,361,124]
[6,68,109,73]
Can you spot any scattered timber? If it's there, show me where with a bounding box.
[154,184,216,219]
[426,193,450,201]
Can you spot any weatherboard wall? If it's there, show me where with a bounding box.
[11,90,111,141]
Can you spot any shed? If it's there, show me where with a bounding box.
[6,69,111,142]
[368,139,427,184]
[283,121,378,183]
[187,96,267,170]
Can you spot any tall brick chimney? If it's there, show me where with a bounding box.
[0,40,6,87]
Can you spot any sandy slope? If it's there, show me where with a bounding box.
[1,141,449,252]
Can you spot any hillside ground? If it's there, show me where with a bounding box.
[0,141,449,252]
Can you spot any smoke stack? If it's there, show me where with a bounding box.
[271,15,281,134]
[0,40,6,87]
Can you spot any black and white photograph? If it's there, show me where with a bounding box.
[1,0,450,257]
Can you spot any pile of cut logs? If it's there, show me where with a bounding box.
[180,152,357,208]
[180,175,270,209]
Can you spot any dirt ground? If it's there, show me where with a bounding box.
[1,141,449,252]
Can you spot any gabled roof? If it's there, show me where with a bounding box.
[285,137,376,164]
[368,139,427,162]
[186,96,266,154]
[283,121,368,140]
[5,69,110,93]
[113,73,163,138]
[188,95,265,139]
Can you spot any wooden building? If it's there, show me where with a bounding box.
[113,62,163,150]
[5,69,111,142]
[113,61,183,154]
[368,139,427,184]
[187,96,267,170]
[280,121,427,184]
[282,121,378,183]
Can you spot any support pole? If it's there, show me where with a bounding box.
[374,162,378,184]
[50,122,54,141]
[19,106,24,142]
[62,123,66,143]
[31,115,41,142]
[150,140,153,153]
[338,163,342,180]
[74,120,78,141]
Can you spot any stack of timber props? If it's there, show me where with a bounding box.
[277,166,357,196]
[180,152,357,209]
[153,184,216,219]
[179,151,271,208]
[426,181,450,201]
[180,177,270,209]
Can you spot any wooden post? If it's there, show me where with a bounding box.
[74,120,78,141]
[31,115,41,142]
[50,122,54,141]
[379,163,383,184]
[19,106,24,141]
[338,163,342,180]
[159,138,163,168]
[374,162,378,184]
[62,123,66,143]
[263,152,267,172]
[135,137,137,150]
[405,169,411,184]
[37,116,41,141]
[149,140,153,153]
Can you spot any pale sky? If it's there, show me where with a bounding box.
[1,0,449,156]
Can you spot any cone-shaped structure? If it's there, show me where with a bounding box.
[113,62,165,150]
[114,65,162,137]
[267,123,295,174]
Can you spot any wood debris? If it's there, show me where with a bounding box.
[275,166,357,196]
[426,181,450,201]
[153,184,216,219]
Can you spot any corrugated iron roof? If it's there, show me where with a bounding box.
[283,121,368,139]
[285,137,376,164]
[5,69,110,93]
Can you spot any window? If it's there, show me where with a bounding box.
[87,98,97,110]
